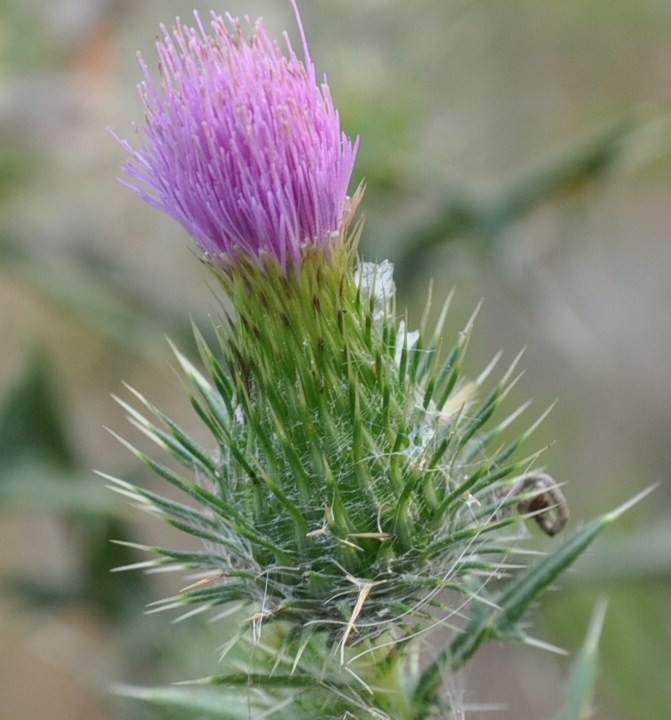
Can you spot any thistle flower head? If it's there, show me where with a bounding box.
[110,258,557,642]
[115,3,358,269]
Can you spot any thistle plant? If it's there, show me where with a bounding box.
[109,4,649,719]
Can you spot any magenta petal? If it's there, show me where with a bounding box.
[115,8,358,269]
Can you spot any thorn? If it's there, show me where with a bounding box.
[243,606,281,623]
[306,526,328,538]
[463,491,481,507]
[179,573,226,593]
[340,577,374,665]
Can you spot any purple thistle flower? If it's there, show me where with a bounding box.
[115,3,358,269]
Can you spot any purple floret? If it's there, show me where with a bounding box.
[115,6,358,268]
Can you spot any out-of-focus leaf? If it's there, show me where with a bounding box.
[554,597,608,720]
[0,466,147,618]
[79,515,150,620]
[0,352,76,469]
[569,518,671,581]
[0,235,198,357]
[0,147,38,197]
[0,356,148,618]
[0,463,117,514]
[544,583,671,720]
[0,0,44,69]
[396,113,644,285]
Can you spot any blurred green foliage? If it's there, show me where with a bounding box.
[1,0,670,718]
[0,355,147,619]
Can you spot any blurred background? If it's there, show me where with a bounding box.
[1,0,669,718]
